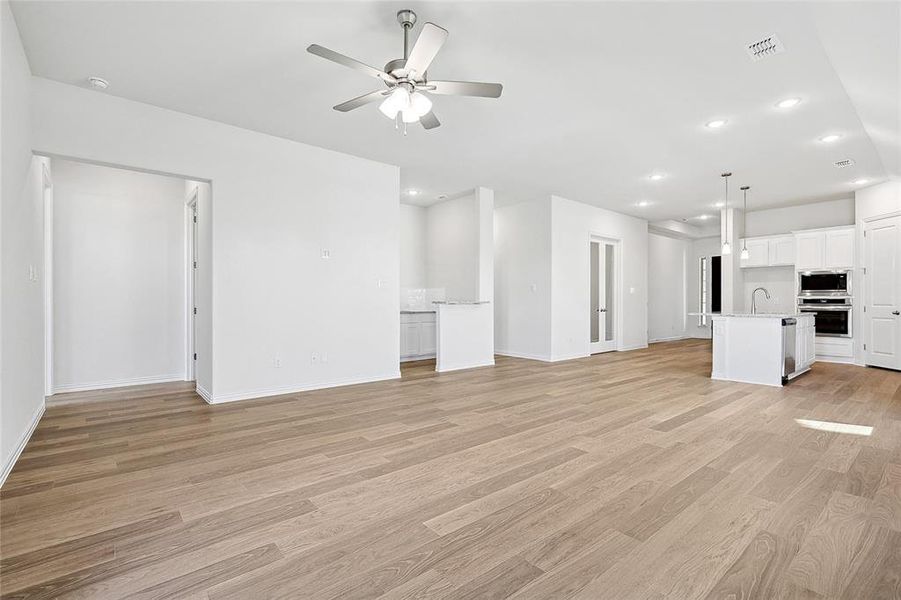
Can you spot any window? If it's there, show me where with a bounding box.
[699,257,708,326]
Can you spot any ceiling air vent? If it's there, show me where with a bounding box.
[746,34,785,61]
[833,159,855,168]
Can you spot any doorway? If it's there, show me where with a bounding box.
[590,237,619,354]
[43,157,208,395]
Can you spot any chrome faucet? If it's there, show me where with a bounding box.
[751,287,771,314]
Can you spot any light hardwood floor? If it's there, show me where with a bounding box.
[1,339,900,599]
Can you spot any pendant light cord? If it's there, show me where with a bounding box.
[721,172,732,255]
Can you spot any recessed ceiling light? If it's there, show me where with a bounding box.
[648,173,665,181]
[87,76,109,90]
[819,134,842,143]
[852,178,869,185]
[406,189,419,196]
[637,201,650,207]
[698,214,711,220]
[714,201,725,208]
[706,119,728,129]
[776,97,801,109]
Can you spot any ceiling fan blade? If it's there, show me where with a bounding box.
[405,23,448,79]
[420,111,441,130]
[307,44,396,84]
[427,80,503,98]
[333,90,389,112]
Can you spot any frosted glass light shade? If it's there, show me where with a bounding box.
[409,92,432,117]
[378,88,411,119]
[740,247,749,260]
[722,241,732,255]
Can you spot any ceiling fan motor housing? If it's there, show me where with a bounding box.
[396,9,416,28]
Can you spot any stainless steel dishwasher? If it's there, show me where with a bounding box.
[781,317,797,384]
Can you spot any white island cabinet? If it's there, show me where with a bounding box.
[692,314,815,387]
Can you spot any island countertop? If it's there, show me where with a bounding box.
[688,312,814,319]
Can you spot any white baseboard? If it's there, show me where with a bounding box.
[52,373,185,394]
[207,371,402,404]
[436,360,495,373]
[195,384,213,404]
[618,343,650,352]
[550,353,588,362]
[495,350,553,362]
[1,400,45,488]
[815,355,857,365]
[649,335,687,343]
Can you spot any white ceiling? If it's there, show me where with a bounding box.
[10,1,899,221]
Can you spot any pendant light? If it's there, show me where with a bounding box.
[739,186,750,260]
[720,172,732,255]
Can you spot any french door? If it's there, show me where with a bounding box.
[590,238,618,354]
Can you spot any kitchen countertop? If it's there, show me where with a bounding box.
[688,312,814,319]
[432,301,491,305]
[400,309,436,314]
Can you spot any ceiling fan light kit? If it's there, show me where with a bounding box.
[307,9,503,134]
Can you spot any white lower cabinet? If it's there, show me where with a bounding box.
[400,312,437,359]
[795,316,816,371]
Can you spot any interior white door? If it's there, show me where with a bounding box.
[590,240,617,354]
[865,216,901,370]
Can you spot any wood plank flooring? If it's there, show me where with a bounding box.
[1,339,900,599]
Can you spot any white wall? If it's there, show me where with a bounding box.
[399,203,427,289]
[741,267,796,314]
[686,237,721,339]
[1,1,44,485]
[185,180,213,397]
[31,77,400,403]
[494,197,552,360]
[51,160,186,391]
[648,233,687,342]
[744,198,855,237]
[426,193,479,301]
[550,195,648,359]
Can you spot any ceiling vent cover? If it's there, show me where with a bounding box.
[833,159,855,168]
[747,34,785,61]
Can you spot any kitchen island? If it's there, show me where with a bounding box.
[434,301,493,373]
[690,313,816,386]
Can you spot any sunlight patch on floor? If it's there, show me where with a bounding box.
[795,418,873,436]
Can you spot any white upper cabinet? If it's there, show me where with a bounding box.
[768,236,795,266]
[794,226,854,271]
[742,238,769,267]
[795,232,826,270]
[739,235,795,268]
[824,228,855,268]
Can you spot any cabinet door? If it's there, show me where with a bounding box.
[825,228,854,268]
[419,322,437,355]
[807,322,816,365]
[769,237,795,266]
[740,239,769,267]
[795,233,825,270]
[400,323,420,357]
[796,325,807,369]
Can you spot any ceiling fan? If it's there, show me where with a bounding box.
[307,9,503,132]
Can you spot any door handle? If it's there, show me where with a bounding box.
[597,308,607,312]
[893,310,900,316]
